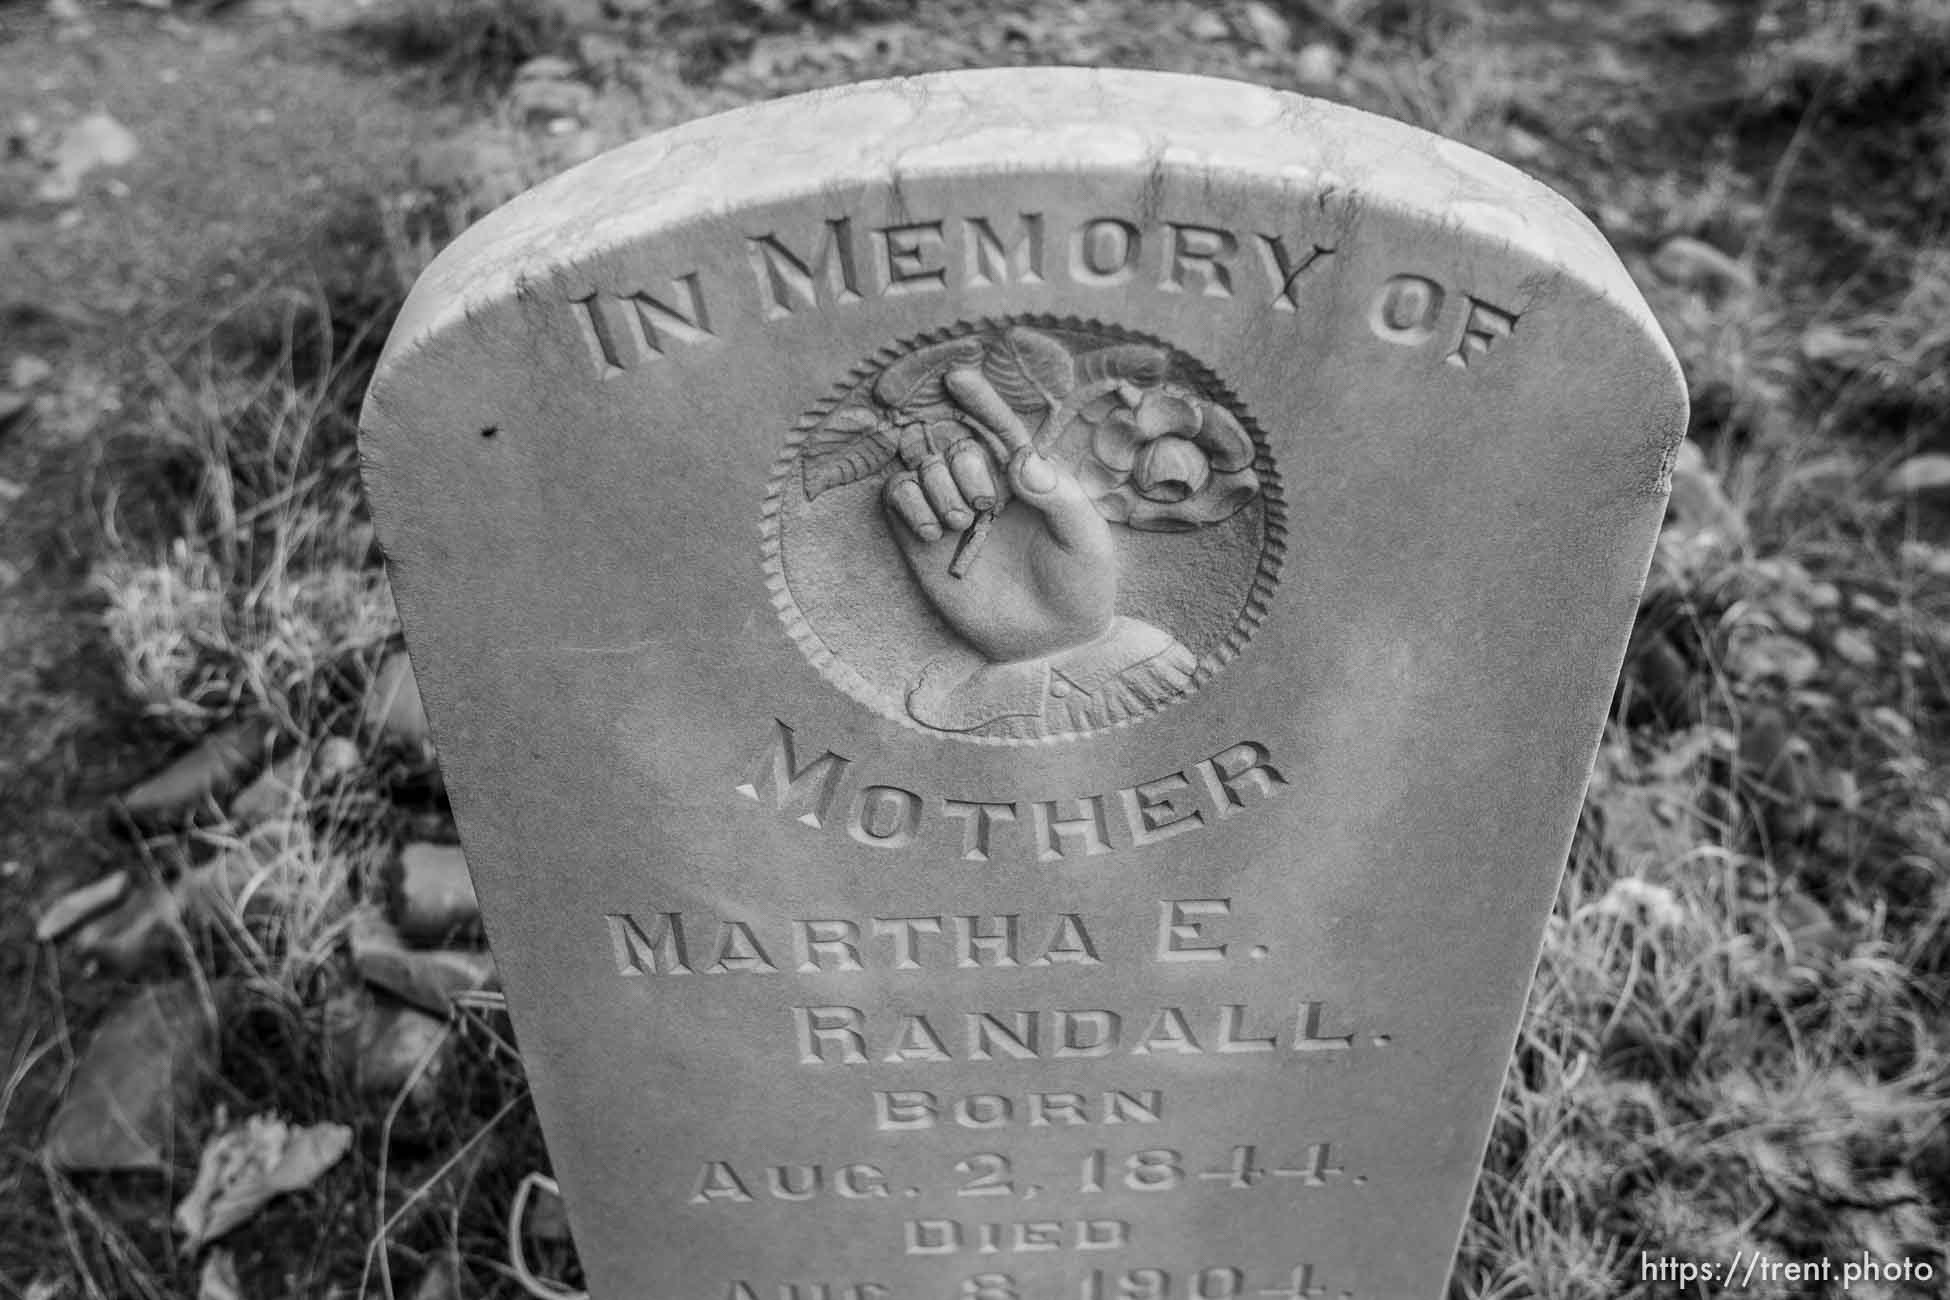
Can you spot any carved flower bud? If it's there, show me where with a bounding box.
[1132,436,1211,503]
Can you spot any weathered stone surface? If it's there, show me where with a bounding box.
[360,70,1685,1300]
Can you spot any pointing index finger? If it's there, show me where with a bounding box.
[945,365,1033,457]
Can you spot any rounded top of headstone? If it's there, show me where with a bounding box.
[379,67,1668,384]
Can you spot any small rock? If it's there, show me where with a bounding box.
[36,112,140,204]
[1652,235,1754,298]
[119,717,274,823]
[365,651,430,747]
[1830,627,1877,668]
[1767,592,1813,636]
[1867,705,1915,744]
[389,843,480,943]
[229,748,308,825]
[1801,324,1873,368]
[1807,582,1841,611]
[1241,0,1292,50]
[1885,453,1950,497]
[1188,9,1229,40]
[9,355,52,389]
[1899,540,1950,580]
[350,909,498,1016]
[34,869,129,943]
[1294,42,1340,88]
[0,477,24,506]
[1662,0,1723,41]
[1724,629,1820,688]
[329,991,450,1106]
[1502,124,1546,164]
[311,736,362,784]
[69,879,181,973]
[41,981,214,1170]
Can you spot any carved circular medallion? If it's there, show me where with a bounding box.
[762,317,1285,743]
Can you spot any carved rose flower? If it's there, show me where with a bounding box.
[1075,385,1260,531]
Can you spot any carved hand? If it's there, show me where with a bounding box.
[884,441,1117,665]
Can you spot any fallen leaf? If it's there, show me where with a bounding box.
[198,1250,243,1300]
[34,870,129,943]
[36,112,140,203]
[175,1115,353,1253]
[119,718,274,823]
[41,981,214,1171]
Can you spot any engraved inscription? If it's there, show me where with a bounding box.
[910,1219,1130,1256]
[735,723,1289,857]
[764,319,1285,742]
[1367,272,1520,365]
[572,273,716,377]
[790,1002,1376,1065]
[722,1283,887,1300]
[874,1089,1163,1131]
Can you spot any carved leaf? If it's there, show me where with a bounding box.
[1076,344,1167,389]
[801,408,897,500]
[873,338,986,411]
[983,326,1075,411]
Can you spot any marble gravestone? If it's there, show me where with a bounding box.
[360,70,1685,1300]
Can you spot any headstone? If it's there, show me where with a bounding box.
[360,69,1686,1300]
